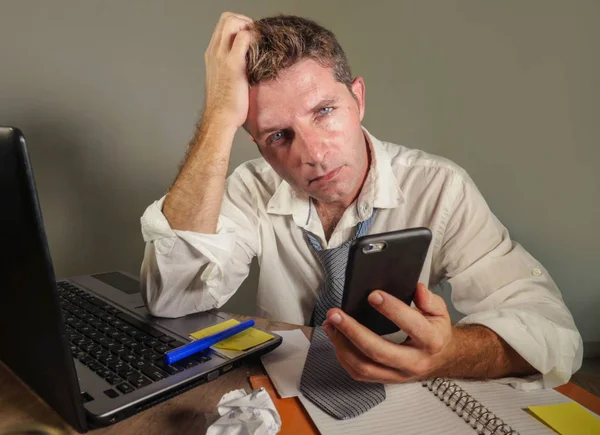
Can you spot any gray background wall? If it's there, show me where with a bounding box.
[1,1,598,352]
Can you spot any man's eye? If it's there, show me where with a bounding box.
[269,131,284,144]
[319,107,333,116]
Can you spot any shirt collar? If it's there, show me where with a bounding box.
[266,128,405,225]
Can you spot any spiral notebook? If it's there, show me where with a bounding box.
[298,377,579,435]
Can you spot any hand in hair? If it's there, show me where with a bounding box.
[204,12,254,129]
[162,12,254,233]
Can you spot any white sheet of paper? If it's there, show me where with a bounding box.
[260,329,310,398]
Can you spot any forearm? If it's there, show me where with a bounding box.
[163,114,237,233]
[431,324,537,379]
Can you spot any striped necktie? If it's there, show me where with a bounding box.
[300,211,386,419]
[304,212,375,327]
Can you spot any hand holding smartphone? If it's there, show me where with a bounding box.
[341,227,432,335]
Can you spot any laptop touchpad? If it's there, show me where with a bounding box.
[136,307,228,341]
[91,272,141,294]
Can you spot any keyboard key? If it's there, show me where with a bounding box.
[97,349,112,359]
[108,362,126,372]
[105,341,121,352]
[105,375,121,385]
[75,351,86,360]
[155,360,183,375]
[117,324,133,333]
[116,383,135,394]
[134,333,152,342]
[80,342,97,352]
[98,355,119,365]
[112,332,130,342]
[138,348,158,359]
[89,298,110,309]
[103,389,119,398]
[88,362,104,372]
[180,359,199,369]
[95,337,110,347]
[127,329,143,339]
[115,335,134,345]
[128,376,152,388]
[111,346,128,356]
[130,359,146,369]
[118,368,136,379]
[169,340,185,349]
[125,341,143,351]
[115,312,165,338]
[154,345,170,354]
[159,335,175,344]
[104,327,118,336]
[80,356,94,366]
[108,330,122,339]
[70,334,85,344]
[108,319,123,327]
[97,369,112,378]
[87,344,103,354]
[119,351,137,363]
[97,325,112,334]
[194,355,212,363]
[70,321,85,330]
[138,363,169,381]
[84,331,102,341]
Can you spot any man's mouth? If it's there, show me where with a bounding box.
[309,167,342,185]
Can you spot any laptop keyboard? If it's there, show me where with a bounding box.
[57,281,211,395]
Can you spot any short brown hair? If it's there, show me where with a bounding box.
[247,15,353,89]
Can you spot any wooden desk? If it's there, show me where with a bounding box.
[0,315,598,434]
[0,315,310,435]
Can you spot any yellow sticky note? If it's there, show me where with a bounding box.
[528,402,600,435]
[189,319,274,351]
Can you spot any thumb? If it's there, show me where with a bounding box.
[413,283,447,317]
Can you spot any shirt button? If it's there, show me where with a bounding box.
[531,268,542,277]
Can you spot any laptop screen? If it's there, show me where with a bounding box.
[0,127,88,432]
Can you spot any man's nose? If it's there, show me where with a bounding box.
[295,129,326,166]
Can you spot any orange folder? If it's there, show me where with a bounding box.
[249,375,320,435]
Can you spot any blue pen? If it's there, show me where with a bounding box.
[164,319,256,365]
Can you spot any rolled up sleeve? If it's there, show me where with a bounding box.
[436,170,583,389]
[140,171,259,318]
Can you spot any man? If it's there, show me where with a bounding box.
[140,13,582,388]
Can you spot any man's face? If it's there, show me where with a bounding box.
[245,59,368,205]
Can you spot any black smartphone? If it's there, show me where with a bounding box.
[341,227,432,335]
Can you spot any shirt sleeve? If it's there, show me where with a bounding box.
[434,169,583,389]
[139,170,259,318]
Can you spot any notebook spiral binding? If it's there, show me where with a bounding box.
[423,378,519,435]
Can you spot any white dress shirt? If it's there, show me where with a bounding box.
[140,129,583,389]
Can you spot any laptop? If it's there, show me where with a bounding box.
[0,127,282,432]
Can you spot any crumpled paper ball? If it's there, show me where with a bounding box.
[206,387,282,435]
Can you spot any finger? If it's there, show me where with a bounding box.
[323,324,412,383]
[367,290,436,347]
[325,309,425,371]
[230,29,254,60]
[413,283,448,317]
[219,15,254,52]
[208,12,253,55]
[207,12,234,52]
